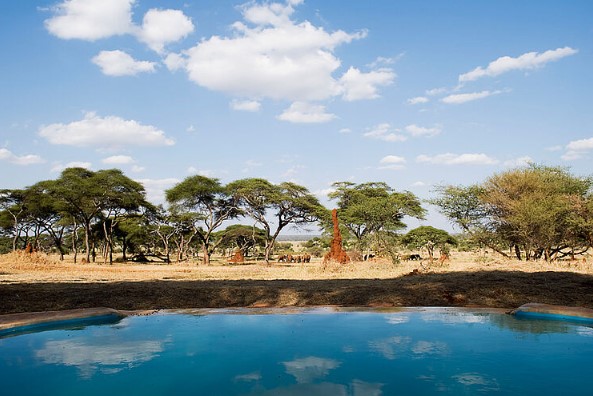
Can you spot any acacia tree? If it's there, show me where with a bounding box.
[94,169,149,264]
[0,189,27,250]
[432,165,593,261]
[402,226,457,261]
[227,178,326,264]
[46,168,149,263]
[21,181,68,259]
[166,175,240,265]
[213,224,267,257]
[329,182,426,249]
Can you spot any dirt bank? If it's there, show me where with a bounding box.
[2,270,593,315]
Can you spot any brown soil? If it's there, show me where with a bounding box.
[1,251,593,315]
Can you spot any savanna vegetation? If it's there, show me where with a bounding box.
[1,164,592,266]
[2,164,593,314]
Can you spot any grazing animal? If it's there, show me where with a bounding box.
[302,254,311,263]
[406,254,422,261]
[363,253,376,261]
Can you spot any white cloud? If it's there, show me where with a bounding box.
[92,50,156,76]
[412,181,427,187]
[164,53,187,72]
[186,167,215,177]
[277,102,336,123]
[131,165,145,173]
[39,112,174,149]
[338,67,395,101]
[363,123,407,142]
[426,87,447,96]
[441,90,501,104]
[51,161,93,173]
[379,155,406,170]
[45,0,134,41]
[407,96,429,105]
[182,1,390,103]
[503,156,533,167]
[339,128,352,134]
[416,153,499,165]
[0,148,44,165]
[230,99,261,112]
[136,9,194,54]
[562,137,593,160]
[380,155,406,164]
[405,124,442,137]
[136,177,179,204]
[101,155,134,165]
[566,137,593,151]
[459,47,578,83]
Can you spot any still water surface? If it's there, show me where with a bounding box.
[1,308,592,395]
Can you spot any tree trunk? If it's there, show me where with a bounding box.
[202,243,210,265]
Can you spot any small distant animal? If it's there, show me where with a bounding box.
[363,253,376,261]
[402,254,422,261]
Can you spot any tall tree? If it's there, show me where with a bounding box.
[432,165,593,261]
[166,175,240,265]
[402,226,457,261]
[228,178,326,263]
[48,167,148,263]
[0,189,26,251]
[328,182,426,247]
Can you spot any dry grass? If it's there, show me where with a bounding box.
[1,249,593,314]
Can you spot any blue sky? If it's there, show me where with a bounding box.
[1,0,592,232]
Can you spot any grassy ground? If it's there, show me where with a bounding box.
[1,250,592,314]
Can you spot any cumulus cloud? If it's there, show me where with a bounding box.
[441,90,502,104]
[416,153,499,165]
[407,96,429,105]
[379,155,406,170]
[136,177,179,204]
[164,53,186,71]
[363,123,407,142]
[136,9,194,54]
[277,102,335,123]
[338,67,395,101]
[92,50,156,76]
[562,137,593,160]
[459,47,578,83]
[44,0,134,41]
[182,1,390,104]
[0,148,44,165]
[50,161,92,173]
[39,112,174,149]
[230,99,261,112]
[405,124,442,137]
[503,156,533,167]
[101,155,135,165]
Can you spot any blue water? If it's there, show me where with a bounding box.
[1,308,592,395]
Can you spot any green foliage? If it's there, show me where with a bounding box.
[166,175,240,264]
[227,178,326,262]
[213,224,266,256]
[402,226,457,260]
[329,181,426,248]
[432,164,593,261]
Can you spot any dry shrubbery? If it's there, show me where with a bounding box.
[1,250,56,270]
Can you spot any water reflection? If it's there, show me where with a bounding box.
[282,356,341,383]
[36,338,166,378]
[2,309,592,395]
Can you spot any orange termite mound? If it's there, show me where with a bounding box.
[324,209,350,264]
[229,249,245,263]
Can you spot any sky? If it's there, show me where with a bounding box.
[1,0,592,233]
